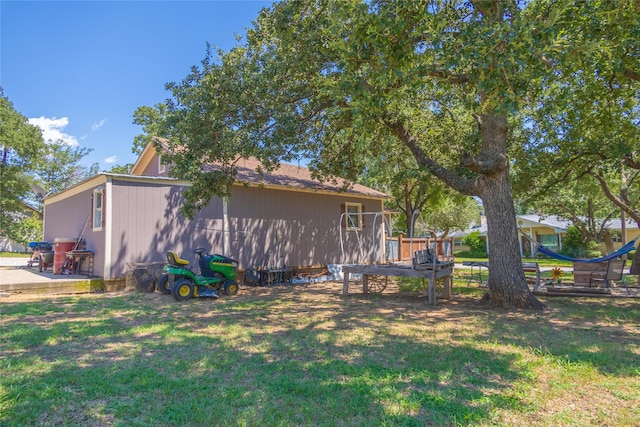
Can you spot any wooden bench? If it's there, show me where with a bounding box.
[412,249,435,270]
[573,259,627,289]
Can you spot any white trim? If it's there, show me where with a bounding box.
[223,198,230,255]
[44,174,191,205]
[92,187,104,232]
[345,202,363,231]
[103,177,113,280]
[158,154,166,174]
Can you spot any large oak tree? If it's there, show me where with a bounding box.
[135,0,639,309]
[0,89,46,245]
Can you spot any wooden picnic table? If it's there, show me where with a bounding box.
[342,261,454,305]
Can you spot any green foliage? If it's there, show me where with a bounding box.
[0,89,46,243]
[455,250,489,258]
[1,90,98,245]
[463,230,487,254]
[107,164,133,174]
[10,215,43,246]
[560,226,602,258]
[511,0,640,226]
[132,0,640,308]
[31,142,98,196]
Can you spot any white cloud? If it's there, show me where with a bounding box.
[28,116,79,146]
[91,118,107,131]
[104,155,118,164]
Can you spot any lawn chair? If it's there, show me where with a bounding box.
[589,259,629,294]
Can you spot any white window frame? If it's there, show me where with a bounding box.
[158,155,166,174]
[92,187,104,231]
[345,202,363,231]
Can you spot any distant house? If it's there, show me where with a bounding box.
[602,218,640,247]
[515,214,570,256]
[0,202,42,253]
[453,213,639,257]
[42,142,390,283]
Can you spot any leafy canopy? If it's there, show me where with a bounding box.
[0,89,46,245]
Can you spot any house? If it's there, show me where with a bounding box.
[516,214,640,255]
[516,214,570,256]
[42,142,390,283]
[603,218,640,247]
[0,201,43,253]
[454,213,638,257]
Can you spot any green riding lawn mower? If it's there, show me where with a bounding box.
[157,248,239,301]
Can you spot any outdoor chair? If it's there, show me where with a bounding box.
[589,259,629,294]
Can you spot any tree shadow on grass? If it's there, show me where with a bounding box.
[3,286,637,425]
[1,290,532,426]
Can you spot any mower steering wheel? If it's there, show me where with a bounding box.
[194,248,207,257]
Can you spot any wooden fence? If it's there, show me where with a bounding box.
[385,234,454,262]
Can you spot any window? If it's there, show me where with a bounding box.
[344,202,362,231]
[92,187,104,231]
[158,155,166,174]
[539,234,558,249]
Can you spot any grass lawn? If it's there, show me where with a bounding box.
[454,256,574,269]
[0,252,30,258]
[1,279,639,426]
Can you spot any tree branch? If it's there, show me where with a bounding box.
[427,70,470,84]
[382,114,478,196]
[590,171,640,225]
[623,69,640,82]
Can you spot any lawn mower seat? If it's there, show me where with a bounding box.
[166,251,190,267]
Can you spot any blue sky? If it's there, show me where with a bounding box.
[1,0,272,169]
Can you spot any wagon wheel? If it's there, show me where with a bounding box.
[367,275,388,293]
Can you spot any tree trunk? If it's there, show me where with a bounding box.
[631,247,640,275]
[480,174,544,309]
[385,112,544,309]
[477,114,544,309]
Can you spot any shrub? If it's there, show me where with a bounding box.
[455,250,488,258]
[462,231,487,254]
[560,226,602,258]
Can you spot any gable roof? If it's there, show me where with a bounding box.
[206,157,389,198]
[517,214,570,232]
[131,140,389,199]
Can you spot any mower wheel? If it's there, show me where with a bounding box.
[157,274,171,294]
[224,280,239,296]
[172,278,195,301]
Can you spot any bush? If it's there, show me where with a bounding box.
[462,231,487,254]
[560,226,601,258]
[455,250,488,258]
